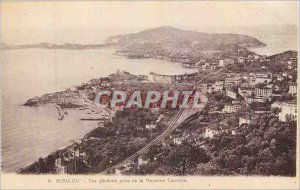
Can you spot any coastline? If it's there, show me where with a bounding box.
[17,48,298,174]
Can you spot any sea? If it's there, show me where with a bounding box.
[1,27,298,173]
[1,49,198,172]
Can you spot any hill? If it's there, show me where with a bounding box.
[106,26,265,50]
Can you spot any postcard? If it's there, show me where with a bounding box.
[0,1,299,189]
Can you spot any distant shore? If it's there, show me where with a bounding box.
[1,42,117,50]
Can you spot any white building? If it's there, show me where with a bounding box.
[271,101,282,110]
[239,116,252,126]
[255,87,273,97]
[289,85,297,95]
[201,62,211,70]
[255,73,270,78]
[213,81,224,92]
[71,148,80,157]
[138,155,150,166]
[245,97,264,104]
[145,124,157,130]
[225,77,242,87]
[225,88,237,100]
[149,73,172,83]
[277,76,284,81]
[219,59,234,67]
[231,128,239,135]
[204,126,221,138]
[115,166,130,175]
[253,77,272,85]
[173,137,182,145]
[204,125,235,138]
[222,103,241,113]
[242,74,256,83]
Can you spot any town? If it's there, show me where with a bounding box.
[21,50,297,176]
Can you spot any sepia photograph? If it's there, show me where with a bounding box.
[0,0,299,189]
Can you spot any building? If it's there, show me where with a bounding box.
[225,88,237,100]
[204,126,221,138]
[225,77,242,87]
[255,87,273,97]
[204,125,235,138]
[137,75,148,81]
[238,87,254,97]
[55,157,67,174]
[213,81,224,92]
[242,74,256,83]
[271,101,282,109]
[149,73,172,83]
[277,76,284,81]
[239,115,252,126]
[231,127,243,135]
[253,77,272,85]
[255,73,270,78]
[138,155,150,166]
[238,57,246,64]
[115,166,130,175]
[173,137,182,145]
[289,84,297,95]
[201,62,211,70]
[219,59,234,67]
[145,124,157,130]
[148,72,196,83]
[222,103,241,113]
[70,147,80,157]
[245,97,264,104]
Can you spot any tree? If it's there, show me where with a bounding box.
[165,143,210,176]
[45,155,55,173]
[194,162,224,175]
[146,144,163,161]
[271,107,281,115]
[38,157,45,174]
[226,154,241,172]
[241,156,256,173]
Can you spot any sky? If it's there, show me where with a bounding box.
[1,1,298,44]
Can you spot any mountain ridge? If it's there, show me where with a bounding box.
[105,26,266,48]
